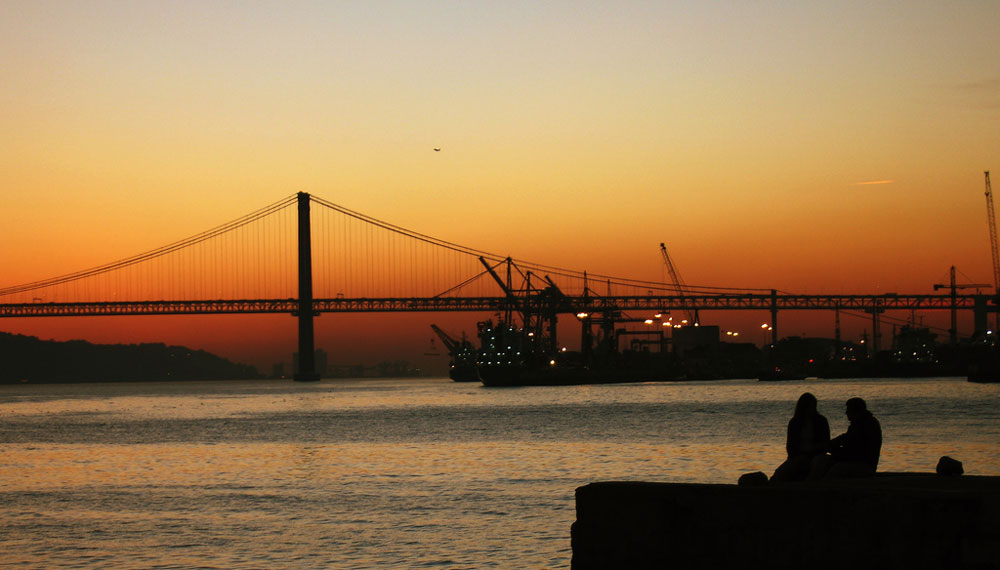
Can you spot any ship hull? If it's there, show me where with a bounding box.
[478,364,672,387]
[966,354,1000,383]
[449,364,480,382]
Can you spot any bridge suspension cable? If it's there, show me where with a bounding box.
[309,195,769,298]
[0,195,298,301]
[1,191,793,309]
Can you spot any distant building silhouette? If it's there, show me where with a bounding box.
[316,349,328,377]
[293,349,329,378]
[672,325,719,356]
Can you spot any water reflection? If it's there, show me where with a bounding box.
[1,377,998,569]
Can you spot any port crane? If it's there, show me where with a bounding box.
[985,172,999,292]
[932,266,990,344]
[659,243,699,325]
[430,324,473,357]
[985,171,1000,332]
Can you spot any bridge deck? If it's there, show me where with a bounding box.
[0,294,991,317]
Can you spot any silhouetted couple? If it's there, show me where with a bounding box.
[771,393,882,482]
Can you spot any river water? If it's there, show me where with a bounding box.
[1,376,998,569]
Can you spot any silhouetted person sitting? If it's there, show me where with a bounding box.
[771,392,830,482]
[811,397,882,479]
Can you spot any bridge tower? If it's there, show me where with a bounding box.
[294,192,320,381]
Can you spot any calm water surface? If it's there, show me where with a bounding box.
[2,376,998,569]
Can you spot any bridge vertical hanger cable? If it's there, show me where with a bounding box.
[320,204,325,298]
[370,220,375,292]
[322,207,328,295]
[340,211,346,296]
[234,225,238,297]
[239,221,243,297]
[377,220,384,296]
[224,224,229,297]
[233,225,238,298]
[325,202,338,297]
[381,221,387,295]
[244,220,250,298]
[369,222,374,295]
[235,222,240,299]
[240,218,244,297]
[166,238,172,298]
[223,227,228,298]
[268,209,273,297]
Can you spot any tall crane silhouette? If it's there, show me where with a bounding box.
[659,243,698,325]
[429,324,478,382]
[933,266,990,344]
[985,172,999,293]
[985,171,999,332]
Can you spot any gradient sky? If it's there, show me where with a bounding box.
[2,1,999,370]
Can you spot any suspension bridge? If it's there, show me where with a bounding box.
[1,193,994,380]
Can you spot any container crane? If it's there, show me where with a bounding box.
[985,172,1000,293]
[430,324,470,356]
[985,171,1000,332]
[932,266,990,345]
[429,324,479,382]
[659,243,698,325]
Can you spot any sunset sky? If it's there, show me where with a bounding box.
[2,1,999,371]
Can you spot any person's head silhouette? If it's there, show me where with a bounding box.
[794,392,818,417]
[845,397,867,422]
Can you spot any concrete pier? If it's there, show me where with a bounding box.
[571,475,999,569]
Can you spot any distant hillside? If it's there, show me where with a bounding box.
[0,332,260,383]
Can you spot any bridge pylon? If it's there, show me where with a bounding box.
[294,191,320,381]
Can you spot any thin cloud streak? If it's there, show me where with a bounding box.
[852,180,896,186]
[954,76,1000,109]
[956,76,1000,92]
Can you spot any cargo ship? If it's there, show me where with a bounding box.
[474,318,679,387]
[430,325,480,382]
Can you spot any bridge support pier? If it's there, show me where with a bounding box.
[866,305,885,355]
[834,307,841,357]
[769,290,778,346]
[974,296,988,338]
[294,192,320,382]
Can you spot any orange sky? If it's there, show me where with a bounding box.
[2,2,999,371]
